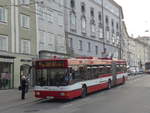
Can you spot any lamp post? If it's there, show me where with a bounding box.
[101,0,106,57]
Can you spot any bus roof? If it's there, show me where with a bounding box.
[34,57,126,67]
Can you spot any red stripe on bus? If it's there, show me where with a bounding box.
[99,73,112,78]
[87,82,108,93]
[35,82,109,99]
[35,89,81,99]
[117,72,124,74]
[34,76,127,100]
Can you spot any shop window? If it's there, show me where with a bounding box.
[0,62,13,89]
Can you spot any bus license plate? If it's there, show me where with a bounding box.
[47,96,54,99]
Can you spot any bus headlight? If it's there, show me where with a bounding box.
[36,91,40,96]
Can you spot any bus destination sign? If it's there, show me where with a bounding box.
[36,60,67,68]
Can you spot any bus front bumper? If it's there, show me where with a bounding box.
[34,89,81,99]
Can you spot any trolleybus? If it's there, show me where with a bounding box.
[33,57,127,99]
[145,62,150,73]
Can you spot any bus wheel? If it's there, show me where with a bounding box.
[108,80,112,89]
[81,85,87,98]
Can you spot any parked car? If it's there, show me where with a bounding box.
[128,66,138,75]
[128,66,144,75]
[138,68,144,74]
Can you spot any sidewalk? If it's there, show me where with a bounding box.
[127,74,144,80]
[0,89,38,111]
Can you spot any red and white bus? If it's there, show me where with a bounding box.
[145,62,150,73]
[33,57,127,99]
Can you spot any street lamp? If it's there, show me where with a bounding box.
[101,0,106,58]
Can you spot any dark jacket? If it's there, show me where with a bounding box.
[21,79,27,90]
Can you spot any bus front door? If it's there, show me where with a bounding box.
[112,62,117,86]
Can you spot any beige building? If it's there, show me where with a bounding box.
[0,0,37,89]
[122,21,150,68]
[36,0,67,58]
[136,36,150,62]
[121,22,129,64]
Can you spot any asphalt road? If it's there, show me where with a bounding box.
[1,74,150,113]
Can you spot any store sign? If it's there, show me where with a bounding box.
[0,58,14,63]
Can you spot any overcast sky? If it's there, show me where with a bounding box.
[115,0,150,37]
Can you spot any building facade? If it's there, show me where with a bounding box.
[0,0,14,89]
[0,0,125,89]
[135,37,150,64]
[122,22,150,68]
[64,0,123,58]
[121,21,129,65]
[137,36,150,62]
[0,0,37,89]
[36,0,67,58]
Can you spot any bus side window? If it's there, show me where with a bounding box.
[74,70,80,79]
[103,66,108,74]
[121,65,124,72]
[98,66,104,75]
[106,66,111,74]
[92,67,96,79]
[85,67,92,80]
[93,66,100,78]
[120,64,126,73]
[99,65,105,75]
[116,65,121,73]
[123,65,127,72]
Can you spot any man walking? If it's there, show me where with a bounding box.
[21,76,27,100]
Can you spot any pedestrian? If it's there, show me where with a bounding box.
[21,76,27,100]
[25,75,29,93]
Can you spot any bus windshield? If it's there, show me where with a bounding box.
[35,68,70,86]
[145,63,150,70]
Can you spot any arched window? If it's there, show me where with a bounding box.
[105,15,109,32]
[116,22,119,31]
[105,15,109,25]
[111,19,114,28]
[70,12,76,30]
[70,0,75,9]
[81,16,86,33]
[91,22,95,36]
[116,22,119,42]
[81,2,85,13]
[98,12,102,23]
[90,8,94,17]
[111,19,114,33]
[105,16,110,41]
